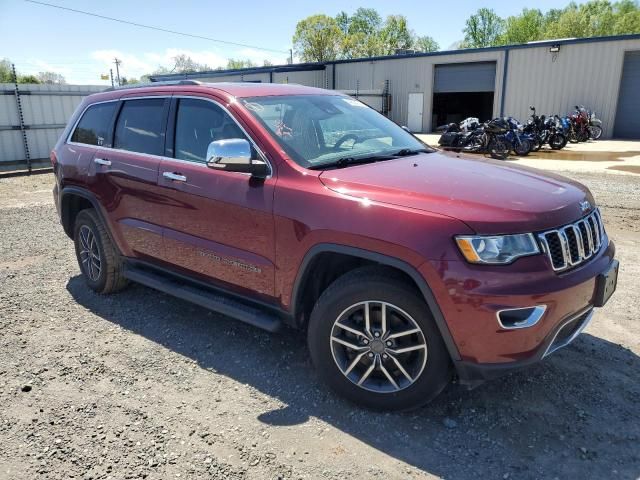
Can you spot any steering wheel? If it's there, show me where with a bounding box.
[333,134,360,150]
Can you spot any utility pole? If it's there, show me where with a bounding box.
[289,49,293,65]
[109,68,114,88]
[113,58,121,86]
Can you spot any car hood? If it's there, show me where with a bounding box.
[318,150,595,234]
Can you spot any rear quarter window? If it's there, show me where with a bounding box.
[70,102,117,146]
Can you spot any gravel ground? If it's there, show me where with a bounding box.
[0,171,638,480]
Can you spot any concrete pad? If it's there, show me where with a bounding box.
[417,133,640,176]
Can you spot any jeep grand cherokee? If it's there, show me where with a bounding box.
[51,81,618,410]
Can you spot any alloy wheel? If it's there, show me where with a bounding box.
[330,301,427,393]
[78,225,102,281]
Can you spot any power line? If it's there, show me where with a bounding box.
[24,0,289,55]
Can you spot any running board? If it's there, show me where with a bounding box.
[123,265,282,332]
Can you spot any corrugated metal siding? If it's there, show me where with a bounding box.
[189,72,271,83]
[334,50,504,132]
[272,69,327,87]
[0,83,103,166]
[503,38,640,138]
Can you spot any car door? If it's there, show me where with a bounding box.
[94,96,170,261]
[156,96,276,299]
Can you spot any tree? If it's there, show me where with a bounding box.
[462,8,505,48]
[348,7,382,36]
[0,59,13,82]
[37,71,66,84]
[500,9,545,45]
[172,54,212,73]
[379,15,414,54]
[293,14,342,62]
[18,74,40,84]
[413,35,440,52]
[226,59,257,69]
[263,60,274,67]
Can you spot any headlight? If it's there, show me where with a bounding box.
[455,233,540,264]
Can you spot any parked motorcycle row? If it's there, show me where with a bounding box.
[436,105,603,160]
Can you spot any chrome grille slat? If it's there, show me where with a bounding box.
[539,209,606,273]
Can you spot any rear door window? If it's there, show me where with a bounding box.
[70,102,117,146]
[114,98,166,156]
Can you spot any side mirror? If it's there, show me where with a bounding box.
[206,139,268,178]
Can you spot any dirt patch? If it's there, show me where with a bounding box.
[527,150,640,162]
[607,165,640,175]
[0,172,638,479]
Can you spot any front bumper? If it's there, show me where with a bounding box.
[454,306,594,387]
[419,238,617,385]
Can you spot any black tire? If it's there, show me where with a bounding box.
[73,209,128,294]
[307,266,452,411]
[514,138,531,156]
[588,125,602,140]
[568,130,579,143]
[549,133,566,150]
[488,138,509,160]
[530,137,542,152]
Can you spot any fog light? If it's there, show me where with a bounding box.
[497,305,546,329]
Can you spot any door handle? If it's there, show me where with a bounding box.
[163,172,187,182]
[94,158,111,166]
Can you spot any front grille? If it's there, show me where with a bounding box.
[539,209,605,272]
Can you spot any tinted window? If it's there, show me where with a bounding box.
[114,98,166,155]
[70,102,116,146]
[174,98,251,163]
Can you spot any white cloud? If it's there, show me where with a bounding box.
[21,46,289,85]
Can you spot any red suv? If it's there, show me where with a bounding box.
[52,81,618,410]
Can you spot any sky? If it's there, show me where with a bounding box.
[0,0,586,85]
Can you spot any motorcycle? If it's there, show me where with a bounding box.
[503,117,532,156]
[523,106,567,151]
[568,105,590,143]
[585,108,603,140]
[544,115,567,150]
[438,117,510,160]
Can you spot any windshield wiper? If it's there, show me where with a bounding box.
[308,154,395,170]
[308,148,433,170]
[392,148,432,156]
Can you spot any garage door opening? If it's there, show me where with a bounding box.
[432,92,494,128]
[431,62,496,131]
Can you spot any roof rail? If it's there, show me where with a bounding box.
[104,80,201,92]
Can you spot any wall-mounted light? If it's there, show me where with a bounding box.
[549,44,561,53]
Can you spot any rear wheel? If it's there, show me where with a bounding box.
[588,125,602,140]
[73,209,128,294]
[307,267,451,411]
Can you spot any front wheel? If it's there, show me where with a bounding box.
[514,138,531,156]
[549,133,566,150]
[588,125,602,140]
[529,135,542,152]
[488,138,509,160]
[307,267,452,411]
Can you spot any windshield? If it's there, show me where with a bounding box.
[241,95,432,169]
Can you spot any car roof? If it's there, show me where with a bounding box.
[85,81,341,104]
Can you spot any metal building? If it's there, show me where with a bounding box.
[152,34,640,139]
